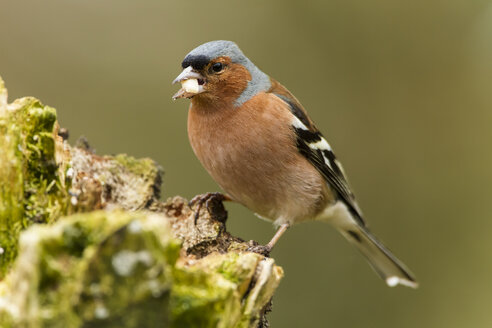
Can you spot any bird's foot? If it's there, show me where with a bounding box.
[247,244,272,257]
[189,192,229,225]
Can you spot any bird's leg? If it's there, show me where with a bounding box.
[266,223,290,249]
[189,192,232,225]
[248,223,290,256]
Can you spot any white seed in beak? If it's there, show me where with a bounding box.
[181,79,199,94]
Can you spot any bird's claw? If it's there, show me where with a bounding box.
[247,244,272,257]
[189,192,228,225]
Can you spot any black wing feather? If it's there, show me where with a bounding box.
[274,93,365,225]
[294,126,365,225]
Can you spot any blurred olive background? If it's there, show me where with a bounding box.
[1,0,492,327]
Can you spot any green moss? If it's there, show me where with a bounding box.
[74,216,175,327]
[0,112,24,279]
[0,76,282,327]
[19,99,67,225]
[61,222,94,257]
[170,252,267,328]
[114,154,159,178]
[0,91,69,277]
[0,210,180,328]
[171,265,240,328]
[0,312,14,328]
[0,209,282,327]
[216,252,257,286]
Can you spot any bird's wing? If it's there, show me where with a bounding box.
[268,79,365,225]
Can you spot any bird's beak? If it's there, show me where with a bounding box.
[172,66,206,100]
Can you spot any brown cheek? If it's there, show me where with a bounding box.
[215,64,251,100]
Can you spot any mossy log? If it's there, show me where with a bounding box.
[0,76,283,327]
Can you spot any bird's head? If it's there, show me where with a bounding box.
[172,40,271,107]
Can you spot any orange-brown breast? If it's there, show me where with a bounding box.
[187,92,332,224]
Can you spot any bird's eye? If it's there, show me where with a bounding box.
[212,62,223,72]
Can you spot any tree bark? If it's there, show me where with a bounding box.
[0,76,283,328]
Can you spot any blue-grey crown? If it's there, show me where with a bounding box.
[181,40,271,107]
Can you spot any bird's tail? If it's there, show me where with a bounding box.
[321,204,418,288]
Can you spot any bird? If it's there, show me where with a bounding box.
[172,40,418,288]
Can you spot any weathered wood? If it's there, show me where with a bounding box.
[0,76,283,328]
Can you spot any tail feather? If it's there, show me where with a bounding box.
[340,225,418,288]
[320,202,418,288]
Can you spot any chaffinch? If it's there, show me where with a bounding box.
[172,40,417,288]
